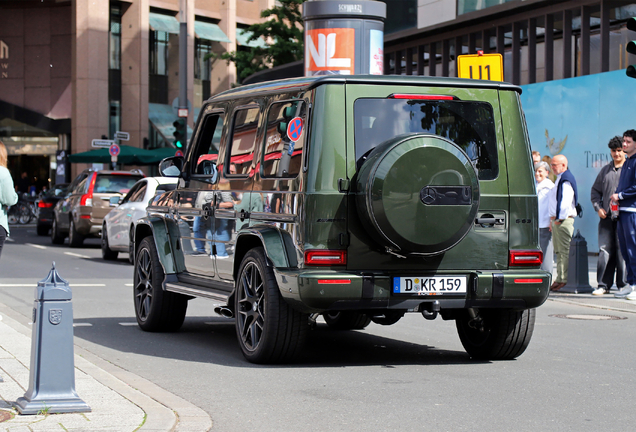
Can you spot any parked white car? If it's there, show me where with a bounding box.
[101,176,178,262]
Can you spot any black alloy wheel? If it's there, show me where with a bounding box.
[235,247,308,363]
[134,237,187,332]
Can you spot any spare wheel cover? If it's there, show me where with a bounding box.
[357,134,479,255]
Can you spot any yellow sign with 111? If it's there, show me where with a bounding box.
[457,53,503,81]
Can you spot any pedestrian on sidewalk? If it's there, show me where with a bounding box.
[549,154,579,292]
[611,130,636,300]
[0,140,19,259]
[535,161,554,274]
[591,136,627,295]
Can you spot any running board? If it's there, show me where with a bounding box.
[165,282,230,302]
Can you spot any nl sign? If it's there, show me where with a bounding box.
[305,28,355,76]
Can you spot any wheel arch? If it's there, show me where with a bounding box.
[234,226,298,280]
[134,217,183,275]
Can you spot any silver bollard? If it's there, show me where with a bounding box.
[15,263,90,415]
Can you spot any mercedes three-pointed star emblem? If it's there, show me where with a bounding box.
[420,187,437,205]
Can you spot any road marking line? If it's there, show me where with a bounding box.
[0,283,106,287]
[25,243,46,249]
[64,252,90,258]
[124,283,133,286]
[73,323,93,327]
[118,322,138,326]
[5,238,14,242]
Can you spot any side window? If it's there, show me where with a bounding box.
[225,106,260,176]
[261,100,306,178]
[191,113,225,178]
[74,177,88,194]
[130,183,147,203]
[121,183,140,204]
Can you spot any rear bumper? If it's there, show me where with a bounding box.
[274,268,551,313]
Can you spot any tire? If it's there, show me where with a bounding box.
[17,203,32,224]
[235,247,308,363]
[456,308,536,360]
[50,217,65,245]
[324,311,371,330]
[128,226,135,265]
[134,237,188,332]
[101,225,119,260]
[68,218,84,247]
[36,224,49,236]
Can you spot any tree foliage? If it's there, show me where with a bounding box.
[214,0,305,82]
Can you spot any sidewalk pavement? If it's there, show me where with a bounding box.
[547,253,636,315]
[0,302,212,431]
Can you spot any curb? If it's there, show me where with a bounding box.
[0,302,212,432]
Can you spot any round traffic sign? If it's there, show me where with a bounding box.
[109,144,120,157]
[175,150,184,157]
[287,117,303,142]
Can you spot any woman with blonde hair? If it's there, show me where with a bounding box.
[0,140,18,259]
[535,161,554,274]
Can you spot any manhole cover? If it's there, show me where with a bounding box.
[0,410,13,423]
[550,314,627,320]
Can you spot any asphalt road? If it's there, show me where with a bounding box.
[1,224,635,431]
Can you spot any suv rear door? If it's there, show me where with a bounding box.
[345,83,509,271]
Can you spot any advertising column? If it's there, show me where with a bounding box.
[302,0,386,76]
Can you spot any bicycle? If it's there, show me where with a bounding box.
[7,194,37,224]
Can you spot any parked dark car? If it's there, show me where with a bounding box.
[36,184,69,235]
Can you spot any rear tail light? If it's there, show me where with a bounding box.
[509,250,543,267]
[317,279,351,284]
[304,250,347,266]
[388,94,456,101]
[80,174,97,206]
[514,278,544,284]
[38,202,54,208]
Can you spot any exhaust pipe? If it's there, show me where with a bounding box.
[421,301,440,321]
[214,306,234,319]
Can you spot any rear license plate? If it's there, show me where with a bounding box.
[393,276,467,296]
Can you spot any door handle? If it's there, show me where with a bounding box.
[475,217,505,226]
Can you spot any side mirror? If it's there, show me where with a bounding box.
[109,196,122,206]
[159,156,185,177]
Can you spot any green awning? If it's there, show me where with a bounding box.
[195,21,231,43]
[149,12,180,34]
[236,29,267,48]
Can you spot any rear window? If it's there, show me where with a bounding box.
[94,174,143,194]
[354,98,499,180]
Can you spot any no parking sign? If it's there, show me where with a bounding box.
[109,143,120,163]
[286,117,303,142]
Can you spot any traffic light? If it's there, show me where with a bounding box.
[627,17,636,79]
[173,118,186,148]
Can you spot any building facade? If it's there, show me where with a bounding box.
[0,0,272,188]
[384,0,636,84]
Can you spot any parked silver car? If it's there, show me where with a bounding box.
[101,176,178,262]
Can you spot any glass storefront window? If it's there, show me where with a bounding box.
[195,38,212,81]
[150,30,169,76]
[458,0,520,16]
[109,5,121,70]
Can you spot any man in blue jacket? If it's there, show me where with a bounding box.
[611,129,636,299]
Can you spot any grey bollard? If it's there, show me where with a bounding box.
[15,263,90,415]
[560,230,593,294]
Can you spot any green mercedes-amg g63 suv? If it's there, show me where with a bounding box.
[133,75,550,363]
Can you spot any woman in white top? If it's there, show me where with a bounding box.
[0,140,19,259]
[535,161,554,274]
